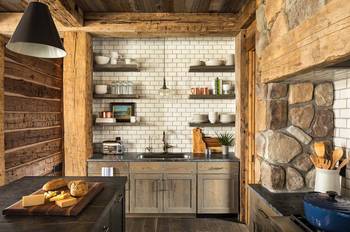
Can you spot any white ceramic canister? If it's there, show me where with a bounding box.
[208,112,218,124]
[314,168,341,195]
[226,54,235,65]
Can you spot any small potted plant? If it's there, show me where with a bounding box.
[216,132,234,155]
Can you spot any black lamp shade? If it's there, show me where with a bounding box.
[6,2,66,58]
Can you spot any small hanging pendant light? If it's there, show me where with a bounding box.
[159,38,173,96]
[6,1,66,58]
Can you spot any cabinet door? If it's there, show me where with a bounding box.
[163,174,196,213]
[129,173,163,213]
[197,174,238,213]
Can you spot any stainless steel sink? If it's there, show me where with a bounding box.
[137,152,191,160]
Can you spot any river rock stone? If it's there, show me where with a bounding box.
[286,125,312,144]
[288,82,314,104]
[289,104,314,129]
[266,100,288,129]
[261,161,285,191]
[292,153,313,172]
[315,82,334,106]
[306,168,316,189]
[286,167,305,191]
[267,83,288,99]
[256,133,266,158]
[311,109,334,137]
[264,130,302,163]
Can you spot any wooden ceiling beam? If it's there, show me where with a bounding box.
[38,0,83,27]
[235,0,256,29]
[0,12,243,37]
[259,0,350,83]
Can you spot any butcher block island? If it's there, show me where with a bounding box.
[0,177,126,232]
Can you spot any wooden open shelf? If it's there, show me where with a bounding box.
[189,65,234,72]
[94,64,140,72]
[189,122,235,127]
[93,94,140,99]
[188,94,235,99]
[94,122,141,126]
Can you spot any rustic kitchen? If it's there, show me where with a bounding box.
[0,0,349,232]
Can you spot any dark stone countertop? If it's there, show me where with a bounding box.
[88,152,240,162]
[0,176,126,232]
[249,184,307,216]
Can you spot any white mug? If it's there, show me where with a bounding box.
[130,116,137,123]
[209,112,218,124]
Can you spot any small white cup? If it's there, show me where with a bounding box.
[208,112,218,124]
[110,58,117,65]
[130,116,137,123]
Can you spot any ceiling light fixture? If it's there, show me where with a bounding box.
[6,1,66,58]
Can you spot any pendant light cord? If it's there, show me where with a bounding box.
[162,38,167,89]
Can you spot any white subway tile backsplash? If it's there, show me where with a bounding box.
[93,37,235,153]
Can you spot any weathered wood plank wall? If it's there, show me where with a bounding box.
[0,36,5,186]
[3,49,63,184]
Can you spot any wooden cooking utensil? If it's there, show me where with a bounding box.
[310,154,319,168]
[314,142,325,158]
[331,148,343,169]
[337,158,350,170]
[322,159,332,170]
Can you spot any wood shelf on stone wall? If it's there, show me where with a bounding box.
[93,64,140,72]
[189,65,235,72]
[94,122,141,126]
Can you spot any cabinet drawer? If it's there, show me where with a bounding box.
[88,162,129,174]
[164,162,196,173]
[198,162,238,174]
[130,162,163,173]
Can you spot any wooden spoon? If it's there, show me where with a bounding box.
[310,154,320,168]
[323,159,332,170]
[331,148,343,169]
[337,158,350,170]
[314,142,325,158]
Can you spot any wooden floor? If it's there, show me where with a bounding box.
[126,218,248,232]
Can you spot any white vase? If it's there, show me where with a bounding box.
[222,145,229,155]
[209,112,218,124]
[314,168,341,194]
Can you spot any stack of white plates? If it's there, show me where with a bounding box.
[192,114,209,123]
[220,114,235,123]
[96,118,116,123]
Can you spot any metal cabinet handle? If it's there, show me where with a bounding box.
[117,193,123,203]
[103,225,110,232]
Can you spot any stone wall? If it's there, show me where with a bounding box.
[256,0,331,56]
[255,81,334,192]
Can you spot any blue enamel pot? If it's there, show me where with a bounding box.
[304,191,350,232]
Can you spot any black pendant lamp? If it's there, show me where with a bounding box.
[6,1,66,58]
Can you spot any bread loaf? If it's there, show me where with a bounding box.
[42,178,67,191]
[69,180,88,197]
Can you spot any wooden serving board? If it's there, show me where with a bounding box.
[2,182,104,216]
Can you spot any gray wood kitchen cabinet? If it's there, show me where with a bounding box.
[129,173,163,213]
[163,173,196,213]
[197,162,239,214]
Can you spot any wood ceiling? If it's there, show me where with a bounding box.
[0,0,248,13]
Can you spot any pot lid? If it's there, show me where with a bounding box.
[304,191,350,213]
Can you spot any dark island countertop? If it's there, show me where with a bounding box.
[88,152,240,162]
[0,176,126,232]
[249,184,307,216]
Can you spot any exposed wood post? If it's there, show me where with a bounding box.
[0,35,4,186]
[235,24,256,223]
[63,31,92,176]
[38,0,83,27]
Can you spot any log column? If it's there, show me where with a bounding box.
[63,32,92,176]
[0,36,4,186]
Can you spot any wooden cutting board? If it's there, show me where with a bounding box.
[2,182,104,216]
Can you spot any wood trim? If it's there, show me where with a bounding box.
[0,36,5,186]
[259,0,350,82]
[63,32,92,176]
[0,11,257,37]
[38,0,83,27]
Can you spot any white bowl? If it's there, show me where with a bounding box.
[220,113,235,123]
[95,84,108,94]
[192,114,209,123]
[192,60,205,66]
[206,59,225,66]
[94,56,110,65]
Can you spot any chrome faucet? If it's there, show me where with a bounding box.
[162,131,173,153]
